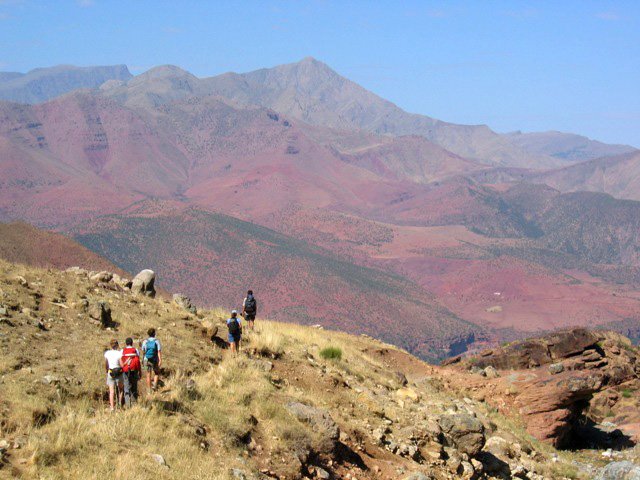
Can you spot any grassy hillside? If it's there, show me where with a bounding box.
[0,259,610,479]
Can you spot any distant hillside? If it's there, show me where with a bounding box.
[532,151,640,201]
[0,64,132,104]
[506,130,636,162]
[0,221,126,274]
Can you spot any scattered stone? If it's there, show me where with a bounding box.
[0,306,7,316]
[230,468,247,479]
[131,269,156,297]
[394,371,408,386]
[403,474,432,480]
[549,363,564,375]
[396,388,420,403]
[42,375,59,385]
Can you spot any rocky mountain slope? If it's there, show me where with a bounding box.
[505,131,636,163]
[0,259,638,479]
[532,151,640,201]
[0,65,132,104]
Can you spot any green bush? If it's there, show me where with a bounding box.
[622,388,633,398]
[319,346,342,360]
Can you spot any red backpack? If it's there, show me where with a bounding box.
[121,347,141,372]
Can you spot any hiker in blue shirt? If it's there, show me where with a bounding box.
[141,328,162,392]
[227,310,242,355]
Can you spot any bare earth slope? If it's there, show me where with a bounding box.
[0,221,126,274]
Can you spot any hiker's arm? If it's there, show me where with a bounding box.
[105,358,109,373]
[157,351,162,368]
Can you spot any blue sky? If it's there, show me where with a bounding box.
[1,0,638,146]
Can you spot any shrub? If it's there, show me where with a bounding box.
[622,388,633,398]
[319,346,342,360]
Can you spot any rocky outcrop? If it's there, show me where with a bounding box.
[468,328,600,370]
[131,269,156,297]
[454,328,640,449]
[173,293,195,313]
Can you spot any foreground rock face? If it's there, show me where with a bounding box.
[453,328,640,448]
[595,461,640,480]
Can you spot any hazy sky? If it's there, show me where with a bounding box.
[1,0,638,146]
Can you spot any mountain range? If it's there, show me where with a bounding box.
[0,58,639,361]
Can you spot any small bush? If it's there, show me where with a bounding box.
[319,346,342,360]
[622,388,633,398]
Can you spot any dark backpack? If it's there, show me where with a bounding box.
[244,297,257,315]
[228,318,241,336]
[145,338,159,361]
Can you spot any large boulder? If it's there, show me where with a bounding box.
[131,269,156,297]
[286,402,339,453]
[438,413,485,457]
[89,301,113,328]
[595,461,640,480]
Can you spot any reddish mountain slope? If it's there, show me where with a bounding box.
[0,221,126,274]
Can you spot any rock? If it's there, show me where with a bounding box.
[403,473,432,480]
[315,466,330,479]
[230,469,247,480]
[438,414,485,457]
[131,269,156,297]
[484,366,500,378]
[459,460,475,479]
[470,366,486,376]
[150,453,167,467]
[42,375,59,385]
[594,461,640,480]
[66,266,87,275]
[173,293,196,313]
[549,363,564,375]
[286,402,339,452]
[89,301,113,328]
[90,271,112,283]
[0,307,7,316]
[112,274,131,289]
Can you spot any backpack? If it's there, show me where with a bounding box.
[228,318,241,336]
[122,347,141,372]
[244,297,257,315]
[145,338,159,361]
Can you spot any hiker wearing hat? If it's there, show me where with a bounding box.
[227,310,243,354]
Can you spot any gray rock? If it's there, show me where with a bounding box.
[484,366,500,378]
[595,461,640,480]
[549,363,564,375]
[42,375,59,385]
[315,466,330,479]
[230,469,247,480]
[90,271,112,283]
[89,301,112,328]
[286,402,339,452]
[131,269,156,297]
[173,293,196,313]
[0,306,7,316]
[150,453,167,467]
[438,413,485,457]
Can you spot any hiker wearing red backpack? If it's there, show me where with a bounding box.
[120,337,141,406]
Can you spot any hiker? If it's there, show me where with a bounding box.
[120,337,141,406]
[104,339,124,411]
[242,290,257,331]
[227,310,242,354]
[142,328,162,392]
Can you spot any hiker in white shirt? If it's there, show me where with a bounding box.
[104,339,123,411]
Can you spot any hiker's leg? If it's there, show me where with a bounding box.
[152,363,159,389]
[146,369,152,392]
[123,373,131,407]
[131,372,139,402]
[229,341,236,354]
[108,383,115,410]
[118,379,124,406]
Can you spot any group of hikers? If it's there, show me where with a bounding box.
[103,290,257,411]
